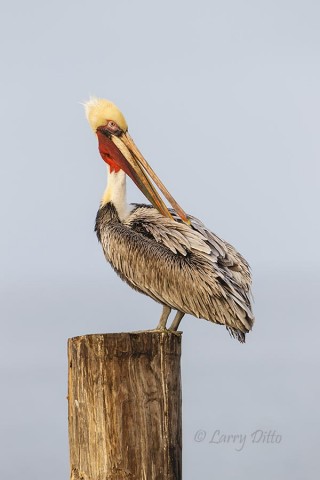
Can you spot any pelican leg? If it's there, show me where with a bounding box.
[156,305,171,330]
[169,311,185,331]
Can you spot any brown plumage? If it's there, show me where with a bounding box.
[95,202,254,342]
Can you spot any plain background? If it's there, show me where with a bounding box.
[1,1,319,478]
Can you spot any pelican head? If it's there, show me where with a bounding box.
[85,97,128,133]
[84,97,189,224]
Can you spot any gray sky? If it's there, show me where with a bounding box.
[1,1,319,478]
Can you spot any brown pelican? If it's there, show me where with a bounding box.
[85,98,254,342]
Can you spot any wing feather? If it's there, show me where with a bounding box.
[100,203,254,340]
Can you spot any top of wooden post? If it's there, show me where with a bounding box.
[68,331,182,358]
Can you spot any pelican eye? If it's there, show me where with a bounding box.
[105,120,122,136]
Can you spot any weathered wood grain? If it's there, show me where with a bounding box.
[68,332,182,480]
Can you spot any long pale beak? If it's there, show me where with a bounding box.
[121,133,190,224]
[97,129,190,224]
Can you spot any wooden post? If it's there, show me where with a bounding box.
[68,332,182,480]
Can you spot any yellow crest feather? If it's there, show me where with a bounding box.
[84,97,128,133]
